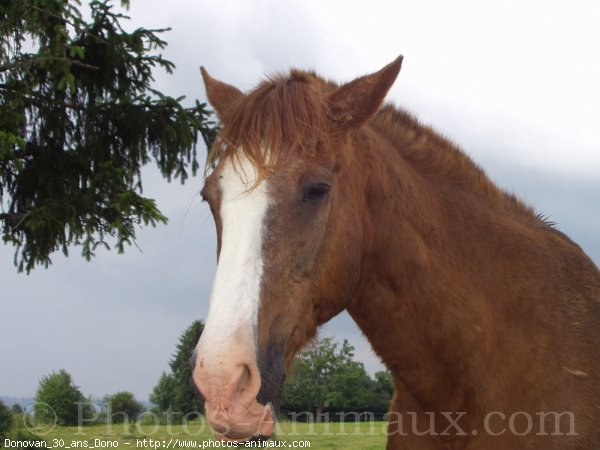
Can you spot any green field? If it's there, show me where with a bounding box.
[10,421,387,449]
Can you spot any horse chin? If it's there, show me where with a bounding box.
[215,434,272,443]
[205,401,275,442]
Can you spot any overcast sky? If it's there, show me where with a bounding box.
[1,0,599,402]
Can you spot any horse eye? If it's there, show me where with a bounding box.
[303,183,331,202]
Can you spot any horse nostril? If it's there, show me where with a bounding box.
[233,363,258,400]
[237,365,249,394]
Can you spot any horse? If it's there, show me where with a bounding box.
[192,57,600,449]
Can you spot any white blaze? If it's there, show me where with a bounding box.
[198,155,270,357]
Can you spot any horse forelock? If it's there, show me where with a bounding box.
[207,69,338,180]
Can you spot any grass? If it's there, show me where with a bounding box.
[14,420,388,449]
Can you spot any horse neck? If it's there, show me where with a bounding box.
[344,120,545,414]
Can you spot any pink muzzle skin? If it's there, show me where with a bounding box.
[193,338,275,441]
[205,401,275,441]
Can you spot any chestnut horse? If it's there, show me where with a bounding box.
[192,57,600,449]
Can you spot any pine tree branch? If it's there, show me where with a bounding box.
[0,56,99,73]
[0,212,30,228]
[0,85,86,112]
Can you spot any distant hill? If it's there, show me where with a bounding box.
[1,395,154,411]
[0,396,35,409]
[0,395,155,410]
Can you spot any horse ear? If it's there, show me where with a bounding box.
[328,56,403,128]
[200,66,245,119]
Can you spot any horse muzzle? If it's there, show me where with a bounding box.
[193,330,276,441]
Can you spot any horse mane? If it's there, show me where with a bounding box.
[372,105,541,223]
[210,68,552,231]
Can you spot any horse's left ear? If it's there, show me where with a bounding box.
[200,66,245,120]
[328,56,403,128]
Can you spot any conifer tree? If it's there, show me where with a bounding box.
[0,0,217,272]
[150,320,204,418]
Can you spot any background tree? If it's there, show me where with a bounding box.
[0,399,12,442]
[373,370,394,412]
[282,338,394,421]
[0,400,45,447]
[149,371,176,413]
[102,391,144,423]
[327,359,378,412]
[170,320,204,416]
[34,369,92,426]
[0,0,217,272]
[150,320,204,419]
[282,337,354,422]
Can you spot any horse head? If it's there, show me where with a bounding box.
[192,57,402,441]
